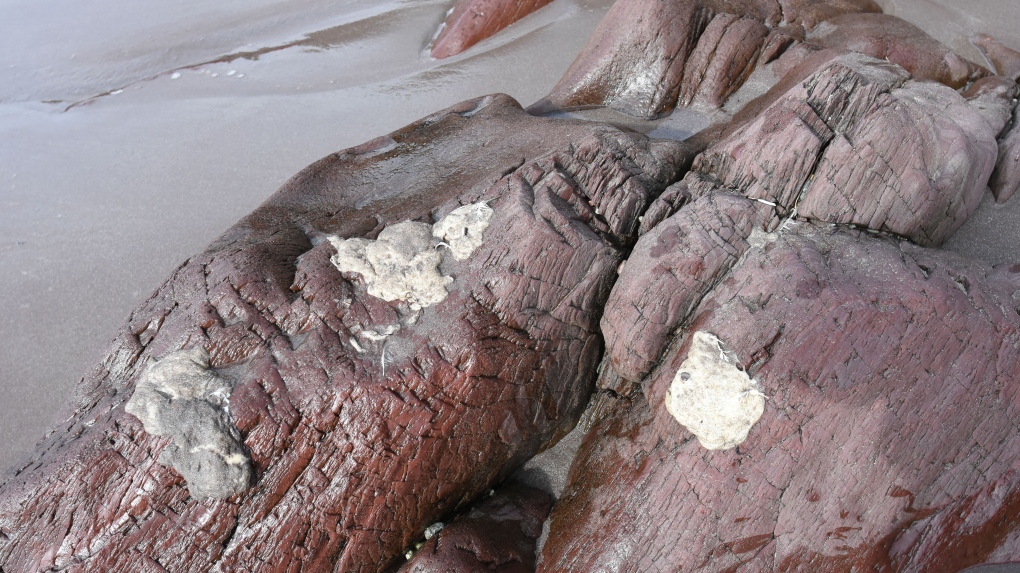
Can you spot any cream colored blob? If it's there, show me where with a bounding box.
[433,202,494,261]
[328,202,492,309]
[665,331,766,450]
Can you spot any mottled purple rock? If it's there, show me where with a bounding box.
[540,202,1020,571]
[973,34,1020,81]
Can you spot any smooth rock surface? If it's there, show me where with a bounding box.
[431,0,556,58]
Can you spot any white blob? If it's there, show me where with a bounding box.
[423,522,444,540]
[432,202,494,261]
[665,331,766,450]
[328,202,492,308]
[330,221,451,309]
[125,348,251,499]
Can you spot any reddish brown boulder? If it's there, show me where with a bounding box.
[0,94,688,573]
[430,0,554,59]
[973,34,1020,81]
[527,0,884,118]
[807,13,990,88]
[540,202,1020,571]
[398,482,552,572]
[688,53,997,247]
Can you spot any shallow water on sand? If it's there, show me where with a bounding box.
[1,0,1018,476]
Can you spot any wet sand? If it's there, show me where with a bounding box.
[1,0,1018,481]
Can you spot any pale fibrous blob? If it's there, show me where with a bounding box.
[328,202,493,309]
[665,331,766,450]
[432,202,494,260]
[125,348,252,499]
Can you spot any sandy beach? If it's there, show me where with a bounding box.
[1,0,1018,482]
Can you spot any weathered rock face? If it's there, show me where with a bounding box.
[807,13,989,88]
[540,208,1020,571]
[398,481,552,572]
[430,0,554,59]
[0,94,689,573]
[527,0,885,118]
[681,53,997,248]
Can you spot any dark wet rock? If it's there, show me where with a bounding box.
[687,53,997,247]
[0,94,689,573]
[431,0,554,59]
[539,210,1020,572]
[807,13,990,88]
[399,482,552,573]
[973,34,1020,81]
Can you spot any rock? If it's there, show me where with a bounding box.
[992,107,1020,204]
[688,52,997,247]
[963,75,1018,137]
[973,34,1020,81]
[0,94,689,573]
[527,0,886,118]
[398,482,552,572]
[539,212,1020,571]
[807,13,990,88]
[777,0,881,30]
[430,0,554,59]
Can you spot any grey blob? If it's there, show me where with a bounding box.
[125,348,251,499]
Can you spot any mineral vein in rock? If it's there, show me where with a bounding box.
[328,202,493,309]
[124,348,251,499]
[665,331,765,450]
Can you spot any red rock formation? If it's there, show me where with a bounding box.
[430,0,553,59]
[807,13,990,88]
[399,482,552,572]
[973,34,1020,81]
[540,200,1020,571]
[527,0,883,118]
[0,94,689,573]
[686,53,997,247]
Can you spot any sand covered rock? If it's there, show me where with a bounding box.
[540,216,1020,572]
[0,94,689,573]
[685,53,997,247]
[399,482,552,573]
[430,0,554,59]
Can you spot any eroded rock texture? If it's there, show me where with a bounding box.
[540,205,1020,571]
[431,0,554,58]
[398,481,552,572]
[679,53,996,247]
[0,94,688,573]
[527,0,888,118]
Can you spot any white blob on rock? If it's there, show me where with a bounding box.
[665,331,766,450]
[328,202,493,309]
[432,202,494,260]
[125,348,251,499]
